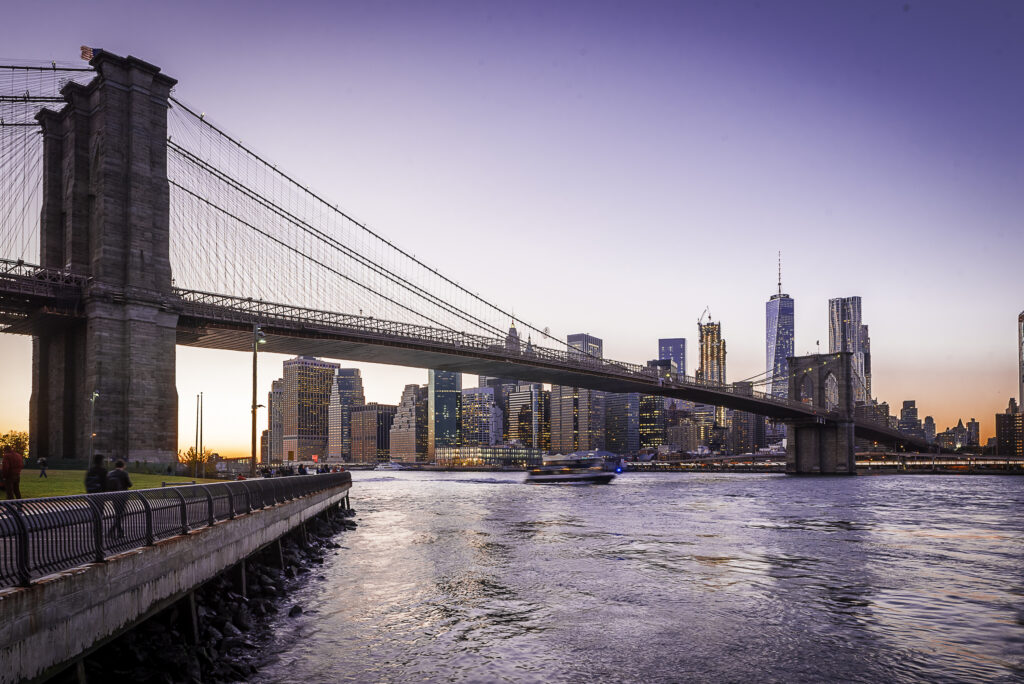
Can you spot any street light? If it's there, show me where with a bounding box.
[251,325,266,477]
[89,391,100,463]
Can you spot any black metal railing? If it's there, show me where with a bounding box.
[0,472,351,588]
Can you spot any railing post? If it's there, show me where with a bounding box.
[199,486,215,526]
[2,502,32,587]
[226,486,235,519]
[84,496,106,563]
[137,492,155,545]
[168,488,188,534]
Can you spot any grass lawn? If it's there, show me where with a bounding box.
[13,470,221,499]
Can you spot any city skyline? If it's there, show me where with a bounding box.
[1,1,1022,456]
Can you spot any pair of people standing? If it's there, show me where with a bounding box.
[86,455,132,538]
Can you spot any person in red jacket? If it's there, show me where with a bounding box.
[1,447,24,500]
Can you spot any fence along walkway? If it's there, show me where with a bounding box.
[0,472,352,588]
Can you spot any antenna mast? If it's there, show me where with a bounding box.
[777,251,782,295]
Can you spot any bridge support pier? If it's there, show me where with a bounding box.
[786,418,856,474]
[785,352,857,475]
[29,51,179,464]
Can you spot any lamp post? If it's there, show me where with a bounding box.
[89,391,99,463]
[251,324,266,477]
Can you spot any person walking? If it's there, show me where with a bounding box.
[38,456,48,478]
[1,447,24,500]
[106,460,132,539]
[85,454,107,494]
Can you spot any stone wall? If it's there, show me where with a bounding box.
[0,482,350,684]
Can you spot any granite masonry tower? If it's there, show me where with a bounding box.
[30,51,179,463]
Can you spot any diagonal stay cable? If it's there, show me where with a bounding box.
[167,96,572,353]
[168,140,509,340]
[168,179,473,337]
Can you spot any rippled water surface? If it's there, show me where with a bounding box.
[254,473,1024,683]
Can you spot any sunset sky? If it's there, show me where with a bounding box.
[1,1,1022,456]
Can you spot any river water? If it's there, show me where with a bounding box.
[254,472,1024,683]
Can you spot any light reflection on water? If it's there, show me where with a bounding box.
[254,472,1024,683]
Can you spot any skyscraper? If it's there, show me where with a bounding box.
[567,333,602,359]
[461,387,503,446]
[559,333,605,450]
[507,383,550,450]
[898,400,924,439]
[766,279,794,400]
[697,318,726,385]
[428,370,462,460]
[658,338,687,377]
[390,384,428,463]
[828,297,869,403]
[605,392,640,454]
[282,356,340,461]
[638,394,666,449]
[1018,310,1024,409]
[351,403,397,464]
[923,416,936,444]
[326,368,365,462]
[697,316,727,426]
[267,379,284,463]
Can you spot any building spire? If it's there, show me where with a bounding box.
[777,251,782,295]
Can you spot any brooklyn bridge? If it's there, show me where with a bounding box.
[0,50,930,475]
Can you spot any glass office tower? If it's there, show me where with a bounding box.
[428,370,462,460]
[766,293,795,399]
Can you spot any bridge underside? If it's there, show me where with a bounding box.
[176,321,803,419]
[175,318,927,450]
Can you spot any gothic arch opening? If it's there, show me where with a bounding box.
[824,372,840,411]
[799,376,815,405]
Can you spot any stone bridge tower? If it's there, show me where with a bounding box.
[786,352,856,474]
[30,51,179,463]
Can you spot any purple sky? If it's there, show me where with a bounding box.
[2,1,1022,455]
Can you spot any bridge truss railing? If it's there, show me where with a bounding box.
[0,472,351,588]
[175,288,822,415]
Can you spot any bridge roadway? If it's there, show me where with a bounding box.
[0,259,927,450]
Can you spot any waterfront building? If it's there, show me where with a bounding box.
[729,381,765,454]
[766,279,794,401]
[638,394,666,449]
[923,416,936,444]
[1020,311,1024,408]
[995,399,1022,457]
[552,334,606,452]
[390,384,428,463]
[351,403,397,464]
[828,297,869,403]
[898,400,924,439]
[282,356,340,462]
[479,375,521,440]
[666,418,700,452]
[605,393,640,455]
[658,338,687,377]
[461,387,503,447]
[267,378,284,463]
[507,383,550,450]
[326,368,365,462]
[862,324,872,400]
[937,419,969,451]
[428,370,462,460]
[434,444,545,469]
[259,430,269,465]
[966,418,980,447]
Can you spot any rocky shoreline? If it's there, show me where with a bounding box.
[58,505,357,684]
